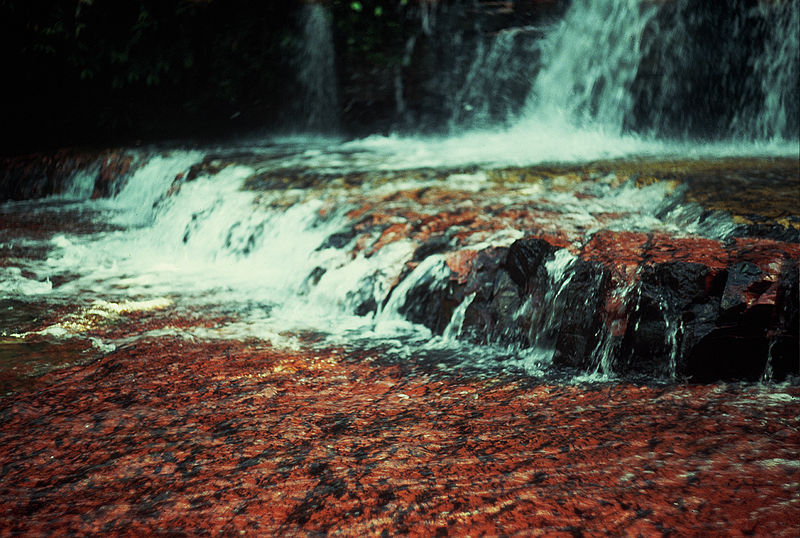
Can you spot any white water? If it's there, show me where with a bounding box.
[388,0,798,162]
[753,1,799,139]
[524,0,658,133]
[2,0,797,380]
[0,146,698,372]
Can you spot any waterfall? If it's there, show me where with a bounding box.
[517,0,799,141]
[628,0,799,140]
[393,0,797,141]
[524,0,658,133]
[752,1,799,140]
[448,26,542,130]
[297,3,340,132]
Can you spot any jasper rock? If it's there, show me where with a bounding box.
[396,269,455,334]
[398,229,799,381]
[366,218,797,381]
[720,261,765,313]
[618,261,720,377]
[770,262,800,379]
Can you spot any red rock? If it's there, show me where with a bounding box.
[444,249,479,283]
[1,338,798,535]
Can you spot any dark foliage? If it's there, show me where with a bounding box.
[1,0,298,153]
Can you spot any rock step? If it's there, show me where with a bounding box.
[394,232,799,381]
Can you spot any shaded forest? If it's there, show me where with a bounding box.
[1,0,424,153]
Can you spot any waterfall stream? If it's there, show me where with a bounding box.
[407,0,799,141]
[297,3,340,132]
[2,0,798,383]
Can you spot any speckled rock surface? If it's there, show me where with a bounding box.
[1,333,799,535]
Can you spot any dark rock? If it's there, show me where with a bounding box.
[355,297,378,317]
[768,260,799,380]
[397,273,455,335]
[412,236,452,262]
[619,262,719,377]
[305,267,327,288]
[488,270,524,342]
[318,230,358,250]
[682,254,798,382]
[686,324,771,383]
[720,261,763,313]
[551,259,610,369]
[0,149,135,201]
[503,237,557,291]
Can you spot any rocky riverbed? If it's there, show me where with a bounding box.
[1,146,798,534]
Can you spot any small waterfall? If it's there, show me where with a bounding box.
[761,339,777,384]
[751,1,799,140]
[518,0,799,140]
[61,168,98,200]
[448,26,541,129]
[660,299,683,380]
[582,264,645,379]
[394,35,417,118]
[442,292,476,341]
[630,0,799,139]
[297,2,339,132]
[516,249,578,357]
[374,255,451,330]
[112,152,203,226]
[524,0,658,132]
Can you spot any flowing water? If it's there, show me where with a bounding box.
[297,3,339,132]
[1,0,799,534]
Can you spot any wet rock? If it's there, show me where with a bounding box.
[720,261,764,313]
[771,261,800,378]
[318,230,358,250]
[687,255,799,382]
[412,236,452,261]
[620,261,719,377]
[93,151,136,198]
[430,228,799,380]
[335,157,798,381]
[0,149,136,201]
[487,270,524,342]
[503,237,558,290]
[551,258,611,369]
[396,265,455,334]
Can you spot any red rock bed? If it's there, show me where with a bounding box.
[1,336,798,535]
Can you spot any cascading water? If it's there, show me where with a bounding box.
[628,0,799,139]
[523,0,659,133]
[3,4,800,534]
[750,1,799,139]
[519,0,799,140]
[401,0,798,142]
[448,25,542,129]
[2,0,798,384]
[297,2,340,132]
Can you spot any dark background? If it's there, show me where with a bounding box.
[1,1,570,155]
[0,0,424,154]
